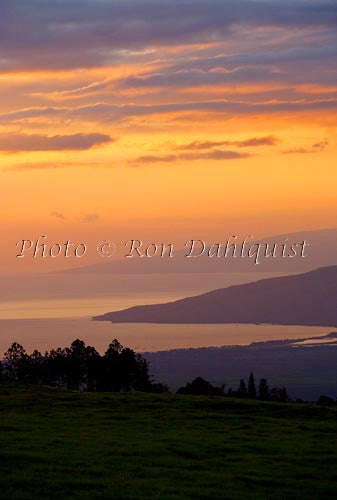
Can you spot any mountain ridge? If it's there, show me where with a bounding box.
[93,266,337,327]
[56,228,336,274]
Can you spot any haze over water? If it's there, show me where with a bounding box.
[0,271,333,354]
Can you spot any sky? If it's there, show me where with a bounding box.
[0,0,336,272]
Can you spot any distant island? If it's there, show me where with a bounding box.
[61,228,336,274]
[93,266,337,326]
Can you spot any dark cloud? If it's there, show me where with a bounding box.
[131,150,249,164]
[0,1,336,71]
[176,136,279,150]
[0,132,113,152]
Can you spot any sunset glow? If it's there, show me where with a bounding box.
[0,1,336,271]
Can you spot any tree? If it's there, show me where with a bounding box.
[259,378,270,400]
[86,345,102,391]
[119,347,139,391]
[238,379,247,397]
[3,343,28,381]
[279,387,290,403]
[269,387,291,403]
[103,340,124,391]
[103,341,152,392]
[105,339,123,355]
[133,353,151,391]
[46,348,68,388]
[317,395,335,406]
[177,377,224,396]
[67,339,89,390]
[150,382,169,393]
[27,350,45,384]
[248,372,256,399]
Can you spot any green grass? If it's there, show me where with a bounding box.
[1,383,337,499]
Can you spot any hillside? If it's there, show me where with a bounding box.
[1,383,337,499]
[94,266,337,326]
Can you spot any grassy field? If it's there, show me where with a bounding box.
[1,383,337,499]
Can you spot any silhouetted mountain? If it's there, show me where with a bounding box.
[93,266,337,326]
[63,228,336,274]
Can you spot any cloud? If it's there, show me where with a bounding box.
[2,162,63,172]
[181,150,250,161]
[131,150,250,165]
[236,136,280,147]
[1,99,337,126]
[312,140,329,151]
[119,67,278,89]
[134,154,177,164]
[80,213,100,223]
[2,160,112,172]
[0,132,113,152]
[282,140,329,154]
[172,45,337,74]
[0,1,336,71]
[117,46,337,90]
[282,147,314,155]
[50,211,66,220]
[175,136,279,150]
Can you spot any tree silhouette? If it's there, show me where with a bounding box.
[177,377,224,396]
[269,387,291,402]
[259,378,270,400]
[248,372,256,399]
[279,387,290,403]
[238,379,247,397]
[2,339,157,393]
[67,339,88,390]
[3,343,28,381]
[1,340,294,402]
[103,339,124,391]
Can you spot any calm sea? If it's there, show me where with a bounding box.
[0,272,333,353]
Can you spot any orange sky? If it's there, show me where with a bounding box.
[0,1,336,272]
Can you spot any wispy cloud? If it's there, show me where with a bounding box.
[50,210,66,220]
[282,147,315,155]
[2,160,104,172]
[80,213,100,223]
[175,136,279,150]
[282,140,329,155]
[312,140,329,151]
[1,99,336,126]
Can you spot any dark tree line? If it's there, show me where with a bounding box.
[177,372,291,403]
[227,372,291,402]
[1,341,335,404]
[0,339,168,393]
